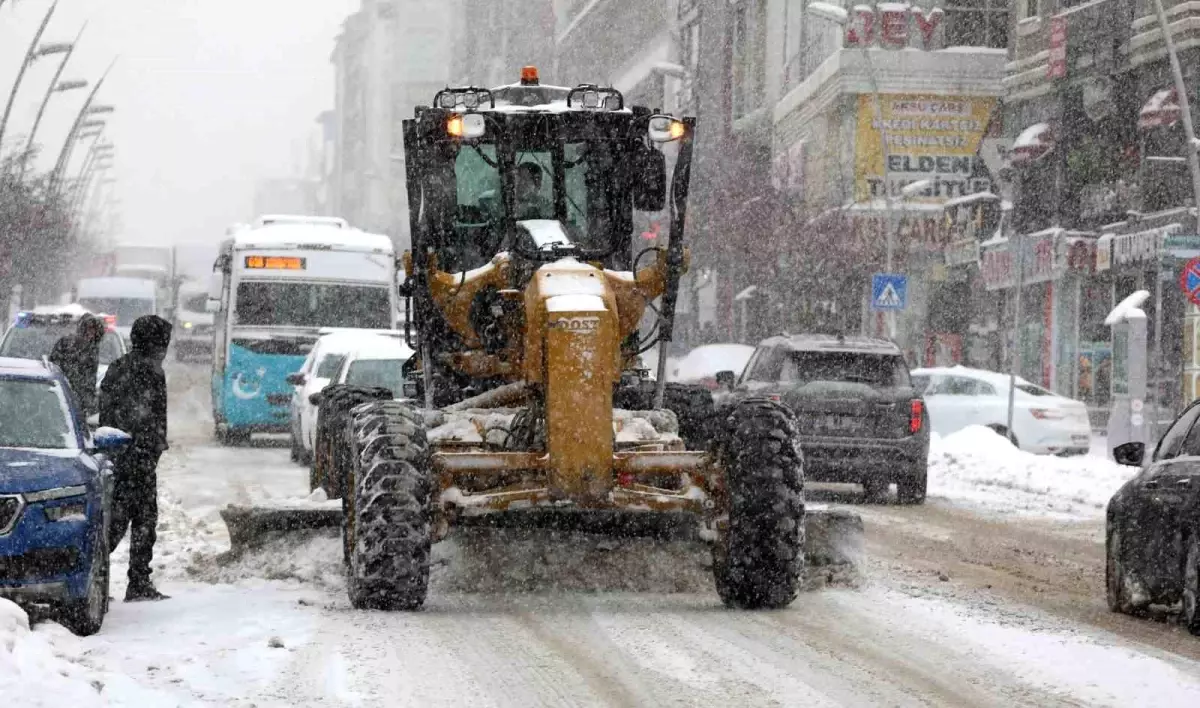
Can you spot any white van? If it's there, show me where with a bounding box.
[75,277,158,343]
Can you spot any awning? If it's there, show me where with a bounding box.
[1138,88,1181,130]
[1010,123,1054,166]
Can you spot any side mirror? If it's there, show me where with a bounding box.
[1113,441,1146,467]
[633,146,667,212]
[715,370,737,390]
[286,372,306,386]
[91,426,131,452]
[207,271,224,301]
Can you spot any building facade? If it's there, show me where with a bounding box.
[330,0,459,248]
[1001,0,1200,423]
[770,0,1008,363]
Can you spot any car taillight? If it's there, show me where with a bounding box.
[1030,408,1064,420]
[910,399,924,434]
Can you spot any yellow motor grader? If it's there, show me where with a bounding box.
[225,69,844,610]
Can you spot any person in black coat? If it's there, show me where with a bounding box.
[99,314,172,601]
[49,314,106,417]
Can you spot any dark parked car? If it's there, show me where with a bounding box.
[1106,401,1200,634]
[720,334,929,504]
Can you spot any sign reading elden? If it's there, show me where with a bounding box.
[843,4,946,51]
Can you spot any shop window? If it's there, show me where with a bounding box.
[1019,0,1039,19]
[944,0,1009,50]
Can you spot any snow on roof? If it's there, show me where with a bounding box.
[256,214,349,229]
[315,329,406,353]
[942,191,999,210]
[234,223,393,254]
[1105,289,1150,325]
[346,335,415,361]
[0,356,53,376]
[76,277,158,298]
[911,364,1036,389]
[31,303,91,318]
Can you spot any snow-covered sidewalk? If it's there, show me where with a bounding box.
[928,426,1139,520]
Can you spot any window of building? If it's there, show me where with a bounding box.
[1019,0,1039,19]
[730,0,766,120]
[945,0,1009,49]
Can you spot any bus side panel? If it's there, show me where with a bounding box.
[220,341,307,432]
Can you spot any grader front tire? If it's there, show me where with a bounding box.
[344,401,433,611]
[713,399,806,610]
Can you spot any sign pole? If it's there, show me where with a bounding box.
[1006,173,1024,435]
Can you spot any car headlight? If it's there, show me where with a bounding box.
[25,485,88,522]
[43,500,88,522]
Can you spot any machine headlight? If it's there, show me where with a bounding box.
[182,321,194,330]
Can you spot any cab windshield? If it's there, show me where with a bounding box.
[444,140,616,272]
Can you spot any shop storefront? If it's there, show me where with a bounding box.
[980,228,1096,392]
[1095,219,1189,423]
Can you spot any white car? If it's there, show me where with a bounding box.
[670,343,756,389]
[330,334,415,396]
[911,365,1092,455]
[286,329,402,464]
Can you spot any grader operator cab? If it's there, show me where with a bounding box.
[222,69,855,611]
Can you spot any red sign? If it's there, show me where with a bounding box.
[1181,256,1200,306]
[845,5,945,50]
[1048,17,1068,79]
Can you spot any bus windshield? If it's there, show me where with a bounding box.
[234,281,391,329]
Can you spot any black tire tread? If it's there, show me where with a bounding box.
[713,398,806,610]
[345,401,433,611]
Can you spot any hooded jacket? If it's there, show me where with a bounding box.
[100,315,172,454]
[49,315,105,416]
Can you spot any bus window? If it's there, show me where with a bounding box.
[234,282,391,330]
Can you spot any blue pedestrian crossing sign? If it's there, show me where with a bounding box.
[871,273,907,311]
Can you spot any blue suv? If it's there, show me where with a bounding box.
[0,356,130,635]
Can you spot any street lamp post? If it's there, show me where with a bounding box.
[0,1,62,152]
[1151,0,1200,233]
[23,23,86,166]
[51,59,115,192]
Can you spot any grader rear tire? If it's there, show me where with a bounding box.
[344,400,432,611]
[713,399,806,610]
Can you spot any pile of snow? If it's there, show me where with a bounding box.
[0,599,170,705]
[110,488,225,586]
[189,530,346,589]
[928,426,1139,519]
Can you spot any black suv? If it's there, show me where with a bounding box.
[721,334,929,504]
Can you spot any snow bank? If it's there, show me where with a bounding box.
[0,598,173,706]
[928,426,1138,519]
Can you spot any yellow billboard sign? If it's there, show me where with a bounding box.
[854,94,997,203]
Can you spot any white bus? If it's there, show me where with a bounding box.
[207,219,400,443]
[75,277,159,343]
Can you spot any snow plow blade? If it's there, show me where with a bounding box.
[219,502,863,575]
[220,503,342,557]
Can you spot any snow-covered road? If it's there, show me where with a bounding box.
[5,362,1200,707]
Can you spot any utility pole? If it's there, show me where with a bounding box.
[1152,0,1200,234]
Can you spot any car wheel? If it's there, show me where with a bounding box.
[862,479,889,504]
[60,526,109,636]
[1184,536,1200,636]
[1107,526,1131,614]
[897,464,928,505]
